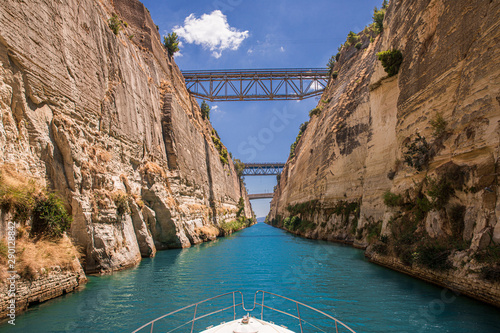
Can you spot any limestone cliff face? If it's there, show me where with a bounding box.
[0,0,252,277]
[269,0,500,306]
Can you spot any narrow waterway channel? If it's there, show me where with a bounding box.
[2,223,499,332]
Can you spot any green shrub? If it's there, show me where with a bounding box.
[297,219,315,232]
[221,217,251,233]
[309,107,321,118]
[373,242,388,255]
[163,32,180,56]
[383,191,402,207]
[391,215,418,246]
[430,112,447,137]
[346,31,360,46]
[236,197,245,217]
[31,194,72,238]
[286,200,320,216]
[335,52,340,62]
[211,131,229,165]
[108,14,124,35]
[427,176,455,209]
[351,217,358,235]
[416,242,452,271]
[290,121,308,158]
[415,195,432,222]
[332,200,359,217]
[327,55,336,74]
[233,158,245,180]
[372,3,387,35]
[332,71,338,79]
[283,217,291,229]
[355,42,362,50]
[201,101,211,120]
[403,133,430,171]
[377,50,403,77]
[283,215,314,232]
[399,248,414,266]
[366,221,382,242]
[289,216,301,231]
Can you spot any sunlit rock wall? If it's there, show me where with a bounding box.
[0,0,252,275]
[269,0,500,306]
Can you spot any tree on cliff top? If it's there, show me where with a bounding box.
[327,55,336,74]
[200,101,211,120]
[372,0,389,35]
[164,32,180,56]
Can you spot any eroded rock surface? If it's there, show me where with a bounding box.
[0,0,252,276]
[269,0,500,306]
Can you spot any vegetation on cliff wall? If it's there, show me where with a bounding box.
[371,0,388,35]
[269,0,500,306]
[0,168,80,281]
[220,217,254,234]
[211,129,229,165]
[108,13,127,35]
[289,122,309,158]
[0,169,72,238]
[374,166,475,271]
[163,32,180,56]
[377,49,403,77]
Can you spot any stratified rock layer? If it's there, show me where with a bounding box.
[269,0,500,306]
[0,0,251,280]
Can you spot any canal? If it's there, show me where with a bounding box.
[2,223,499,332]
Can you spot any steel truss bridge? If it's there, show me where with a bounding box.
[182,68,329,101]
[248,193,274,200]
[243,163,284,200]
[242,163,285,176]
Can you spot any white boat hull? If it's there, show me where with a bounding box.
[200,316,296,333]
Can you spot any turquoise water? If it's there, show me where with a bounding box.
[1,223,499,332]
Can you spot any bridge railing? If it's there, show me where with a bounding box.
[182,68,329,101]
[242,162,285,176]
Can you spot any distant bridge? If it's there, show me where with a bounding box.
[248,193,274,200]
[242,163,285,176]
[182,68,329,101]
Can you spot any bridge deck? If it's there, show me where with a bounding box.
[242,163,285,176]
[182,68,329,101]
[248,193,274,200]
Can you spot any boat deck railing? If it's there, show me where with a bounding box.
[132,290,356,333]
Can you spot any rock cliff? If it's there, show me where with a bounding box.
[269,0,500,306]
[0,0,253,314]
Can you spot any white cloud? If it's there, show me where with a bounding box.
[309,81,324,91]
[212,105,224,115]
[173,10,249,58]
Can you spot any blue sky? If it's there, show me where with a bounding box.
[141,0,381,217]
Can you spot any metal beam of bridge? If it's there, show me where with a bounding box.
[248,193,274,200]
[182,68,329,101]
[242,163,285,176]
